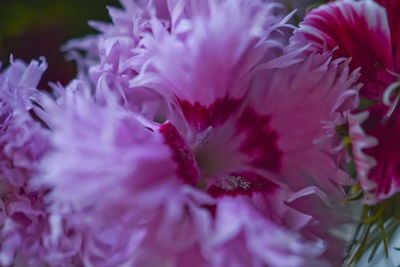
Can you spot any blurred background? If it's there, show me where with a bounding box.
[0,0,119,88]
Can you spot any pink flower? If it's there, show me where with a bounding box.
[34,0,361,265]
[149,50,359,264]
[0,58,50,186]
[293,0,400,203]
[131,0,360,263]
[0,58,60,266]
[37,80,341,266]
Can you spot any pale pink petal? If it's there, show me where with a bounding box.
[132,0,291,132]
[248,52,361,197]
[208,197,328,267]
[35,81,216,266]
[0,58,72,266]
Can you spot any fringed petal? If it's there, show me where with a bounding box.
[293,0,394,100]
[350,104,400,204]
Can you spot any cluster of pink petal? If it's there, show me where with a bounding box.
[0,58,82,266]
[0,0,364,266]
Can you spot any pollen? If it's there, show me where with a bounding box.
[217,174,251,191]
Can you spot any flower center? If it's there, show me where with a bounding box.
[160,100,282,197]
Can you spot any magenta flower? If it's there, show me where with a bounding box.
[294,0,400,203]
[293,0,394,100]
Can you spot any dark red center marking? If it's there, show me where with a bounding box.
[159,122,199,186]
[236,108,282,172]
[162,99,282,198]
[178,98,241,131]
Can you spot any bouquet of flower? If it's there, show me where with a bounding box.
[1,0,399,266]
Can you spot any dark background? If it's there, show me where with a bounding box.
[0,0,120,88]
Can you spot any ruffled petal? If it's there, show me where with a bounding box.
[294,0,394,100]
[132,0,291,131]
[248,51,361,197]
[37,81,178,217]
[208,197,328,267]
[349,104,400,204]
[375,0,400,70]
[0,58,58,266]
[35,81,216,266]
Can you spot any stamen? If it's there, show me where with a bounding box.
[217,174,251,191]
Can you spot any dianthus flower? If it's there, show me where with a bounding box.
[35,0,361,266]
[293,0,400,204]
[0,58,61,266]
